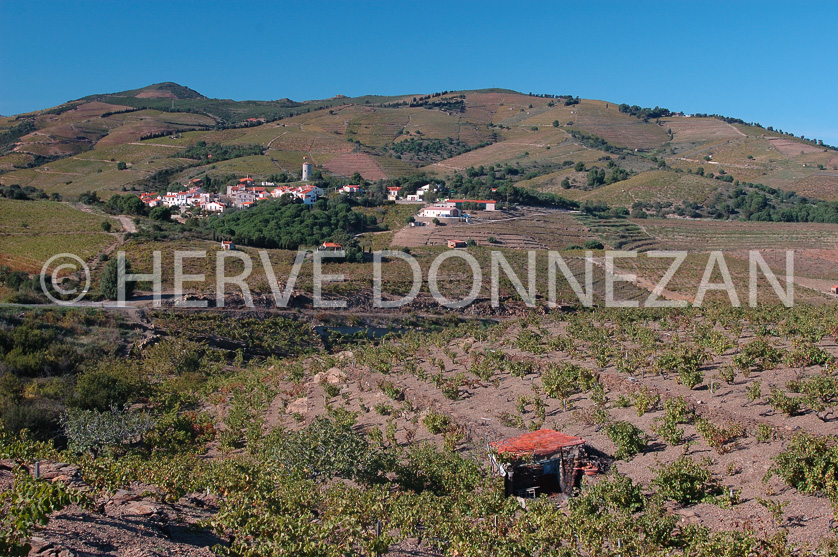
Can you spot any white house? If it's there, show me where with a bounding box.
[386,186,402,201]
[441,199,497,211]
[270,185,323,205]
[420,205,462,219]
[204,201,226,213]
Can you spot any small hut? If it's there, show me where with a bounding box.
[488,429,593,499]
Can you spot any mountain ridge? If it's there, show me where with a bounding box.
[1,84,836,210]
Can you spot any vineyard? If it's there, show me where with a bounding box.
[1,304,838,555]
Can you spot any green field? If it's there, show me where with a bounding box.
[558,170,723,206]
[0,199,116,272]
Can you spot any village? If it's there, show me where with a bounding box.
[136,159,499,227]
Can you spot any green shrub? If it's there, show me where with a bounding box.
[788,373,838,421]
[736,337,781,373]
[614,394,632,408]
[769,432,838,510]
[71,362,146,411]
[746,380,762,403]
[653,417,683,446]
[422,410,450,435]
[515,328,546,355]
[378,380,405,401]
[604,421,647,460]
[756,424,775,443]
[651,456,719,505]
[260,415,381,482]
[662,396,693,424]
[374,403,393,416]
[768,386,802,416]
[143,411,215,455]
[569,468,644,516]
[694,418,744,454]
[542,362,594,409]
[632,388,660,417]
[61,406,155,457]
[652,396,693,446]
[322,382,341,398]
[656,346,707,389]
[784,341,834,368]
[719,364,736,384]
[0,466,81,555]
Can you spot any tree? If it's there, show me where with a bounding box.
[561,177,571,189]
[100,257,135,300]
[587,168,606,188]
[61,406,155,456]
[553,120,560,128]
[149,206,172,222]
[78,191,100,205]
[100,221,112,232]
[116,161,127,170]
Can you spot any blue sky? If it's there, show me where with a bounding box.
[2,1,837,143]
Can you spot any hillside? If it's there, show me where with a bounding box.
[1,85,835,206]
[4,84,838,556]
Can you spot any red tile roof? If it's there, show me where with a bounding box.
[490,429,584,459]
[321,242,342,248]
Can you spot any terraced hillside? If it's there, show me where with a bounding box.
[1,83,834,206]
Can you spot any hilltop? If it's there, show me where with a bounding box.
[82,81,207,101]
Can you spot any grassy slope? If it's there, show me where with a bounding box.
[558,170,723,206]
[0,199,117,272]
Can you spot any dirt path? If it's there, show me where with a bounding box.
[127,142,183,148]
[115,214,136,233]
[676,157,755,170]
[67,202,135,261]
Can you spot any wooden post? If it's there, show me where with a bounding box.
[559,448,565,493]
